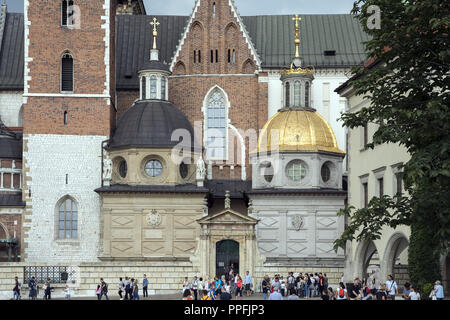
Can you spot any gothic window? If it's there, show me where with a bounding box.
[57,197,78,239]
[215,50,219,63]
[161,76,166,100]
[211,50,214,63]
[228,49,231,63]
[206,88,227,160]
[213,2,216,16]
[305,82,310,107]
[198,50,201,63]
[61,51,73,92]
[150,76,157,99]
[232,49,236,64]
[294,81,301,106]
[285,82,290,108]
[141,76,146,99]
[194,51,196,63]
[286,160,307,182]
[61,0,74,26]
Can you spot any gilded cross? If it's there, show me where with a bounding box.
[150,17,160,49]
[292,14,302,58]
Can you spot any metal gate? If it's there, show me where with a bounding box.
[216,240,239,279]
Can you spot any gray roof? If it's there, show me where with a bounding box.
[0,192,25,207]
[0,131,22,159]
[0,12,23,90]
[242,14,369,68]
[116,14,369,89]
[108,99,198,150]
[0,13,368,91]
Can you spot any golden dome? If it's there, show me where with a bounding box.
[256,108,345,155]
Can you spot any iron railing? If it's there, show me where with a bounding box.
[24,266,77,284]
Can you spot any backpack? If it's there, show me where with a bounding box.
[339,288,345,298]
[307,278,311,286]
[102,282,108,292]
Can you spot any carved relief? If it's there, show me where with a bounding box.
[146,209,162,227]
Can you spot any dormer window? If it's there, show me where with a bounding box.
[141,76,146,99]
[150,76,157,99]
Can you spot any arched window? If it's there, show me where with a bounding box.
[206,88,227,160]
[141,76,146,99]
[161,76,166,100]
[61,0,74,26]
[64,111,68,125]
[57,197,78,239]
[305,82,310,107]
[61,52,73,92]
[232,49,236,64]
[294,81,301,106]
[285,82,290,108]
[213,2,216,16]
[150,76,157,99]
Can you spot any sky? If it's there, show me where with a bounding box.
[4,0,356,15]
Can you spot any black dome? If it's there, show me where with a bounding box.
[139,60,170,73]
[109,100,198,150]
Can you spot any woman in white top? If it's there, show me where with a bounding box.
[408,286,421,300]
[336,282,348,300]
[182,277,190,293]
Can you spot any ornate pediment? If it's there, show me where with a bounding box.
[197,209,259,225]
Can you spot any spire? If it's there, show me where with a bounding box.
[149,17,160,61]
[292,14,301,58]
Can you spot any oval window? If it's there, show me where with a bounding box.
[180,162,188,179]
[145,160,163,177]
[321,163,331,182]
[119,160,127,178]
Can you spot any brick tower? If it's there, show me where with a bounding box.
[169,0,268,181]
[21,0,117,262]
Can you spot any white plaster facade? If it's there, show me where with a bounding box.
[0,92,23,127]
[22,134,106,263]
[338,87,411,283]
[250,194,345,261]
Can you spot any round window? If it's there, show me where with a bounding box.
[287,160,307,182]
[179,162,188,179]
[321,163,331,182]
[119,160,127,178]
[145,160,163,177]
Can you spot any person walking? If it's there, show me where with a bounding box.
[28,276,37,300]
[43,278,52,300]
[124,277,131,300]
[12,276,21,300]
[432,281,444,300]
[99,278,109,300]
[235,275,243,300]
[118,277,125,300]
[208,283,216,300]
[191,276,199,300]
[64,285,71,300]
[244,271,252,297]
[96,284,101,300]
[132,279,140,300]
[262,276,270,300]
[142,274,148,298]
[385,275,398,300]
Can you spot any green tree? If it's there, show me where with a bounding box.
[334,0,449,290]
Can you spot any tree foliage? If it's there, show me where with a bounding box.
[334,0,449,253]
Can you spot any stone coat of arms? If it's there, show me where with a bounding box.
[291,215,304,231]
[146,210,162,227]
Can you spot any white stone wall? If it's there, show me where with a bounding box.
[251,194,345,260]
[0,91,23,127]
[266,69,349,167]
[23,134,106,263]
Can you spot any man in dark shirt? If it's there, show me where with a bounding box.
[261,276,270,300]
[220,287,232,300]
[349,278,362,300]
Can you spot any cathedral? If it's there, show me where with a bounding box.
[0,0,371,295]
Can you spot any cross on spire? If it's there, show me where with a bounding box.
[150,17,160,49]
[292,14,302,58]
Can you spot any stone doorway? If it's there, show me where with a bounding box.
[216,239,239,280]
